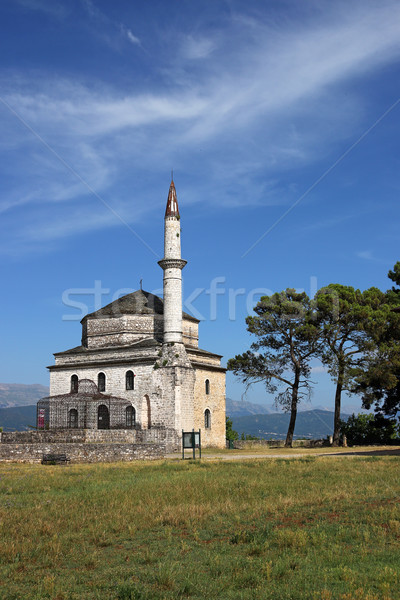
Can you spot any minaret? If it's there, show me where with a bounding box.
[158,179,187,344]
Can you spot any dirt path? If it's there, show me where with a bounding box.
[166,446,400,461]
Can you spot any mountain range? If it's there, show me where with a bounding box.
[0,385,349,438]
[0,383,49,408]
[0,405,37,431]
[230,410,349,440]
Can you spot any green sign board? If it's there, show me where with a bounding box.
[183,432,200,448]
[182,429,201,459]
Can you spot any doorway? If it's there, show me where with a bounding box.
[97,404,110,429]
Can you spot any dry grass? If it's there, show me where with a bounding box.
[201,445,400,456]
[0,455,399,599]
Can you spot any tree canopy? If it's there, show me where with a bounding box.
[314,284,389,445]
[227,289,320,447]
[353,262,400,419]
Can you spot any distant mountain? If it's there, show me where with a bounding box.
[0,383,48,408]
[231,410,350,440]
[226,398,273,417]
[0,405,37,431]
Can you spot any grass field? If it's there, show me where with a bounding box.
[1,454,399,600]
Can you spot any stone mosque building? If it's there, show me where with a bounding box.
[37,180,226,450]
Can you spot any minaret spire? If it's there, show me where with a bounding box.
[165,179,180,217]
[158,178,187,344]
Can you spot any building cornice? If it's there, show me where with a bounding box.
[48,356,156,371]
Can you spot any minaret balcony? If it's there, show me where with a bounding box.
[158,258,187,270]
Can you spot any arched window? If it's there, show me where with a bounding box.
[98,372,106,392]
[126,370,134,391]
[68,408,78,428]
[71,374,78,393]
[205,409,211,429]
[205,379,210,395]
[126,405,136,428]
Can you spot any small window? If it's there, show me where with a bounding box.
[205,379,210,395]
[71,375,78,393]
[126,370,134,391]
[68,408,78,428]
[98,372,106,392]
[126,405,136,428]
[205,409,211,429]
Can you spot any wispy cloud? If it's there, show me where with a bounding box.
[14,0,68,19]
[1,1,400,252]
[82,0,142,50]
[121,25,141,46]
[182,35,216,60]
[357,250,374,261]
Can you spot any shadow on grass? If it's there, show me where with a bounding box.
[327,448,400,457]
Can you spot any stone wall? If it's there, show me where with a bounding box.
[194,367,226,448]
[182,320,198,348]
[0,442,164,464]
[50,357,156,400]
[85,314,164,348]
[50,363,158,434]
[1,427,179,451]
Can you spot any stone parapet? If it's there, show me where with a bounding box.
[0,442,165,463]
[1,427,180,452]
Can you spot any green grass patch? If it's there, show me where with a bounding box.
[0,456,399,599]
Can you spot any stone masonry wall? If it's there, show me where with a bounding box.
[1,427,178,447]
[182,320,199,348]
[85,314,164,348]
[194,367,226,448]
[50,364,155,422]
[53,344,157,368]
[0,442,165,463]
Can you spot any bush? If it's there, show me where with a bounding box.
[226,416,238,441]
[240,432,260,441]
[340,413,399,445]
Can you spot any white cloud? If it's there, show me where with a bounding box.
[182,35,216,60]
[14,0,68,18]
[311,365,328,374]
[124,27,141,46]
[2,1,400,251]
[357,250,374,260]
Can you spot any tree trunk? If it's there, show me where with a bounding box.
[333,364,344,446]
[285,374,299,447]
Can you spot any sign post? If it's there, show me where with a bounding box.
[182,429,201,460]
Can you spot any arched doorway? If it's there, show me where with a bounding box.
[142,395,151,429]
[126,405,136,428]
[68,408,78,428]
[97,404,110,429]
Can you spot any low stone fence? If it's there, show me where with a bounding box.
[1,427,180,453]
[0,442,165,464]
[0,427,180,463]
[229,439,327,449]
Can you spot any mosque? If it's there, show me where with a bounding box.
[37,180,226,450]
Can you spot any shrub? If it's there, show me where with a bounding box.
[340,413,399,445]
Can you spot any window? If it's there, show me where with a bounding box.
[205,379,210,395]
[126,370,134,391]
[98,372,106,392]
[71,375,78,393]
[126,405,136,428]
[68,408,78,428]
[204,409,211,429]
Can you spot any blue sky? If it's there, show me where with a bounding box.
[0,0,399,413]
